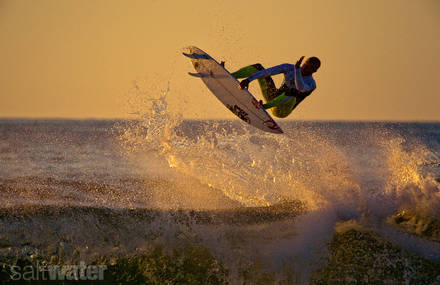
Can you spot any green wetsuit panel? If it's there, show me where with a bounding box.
[232,65,298,118]
[268,96,297,118]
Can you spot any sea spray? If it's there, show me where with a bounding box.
[110,78,440,283]
[2,87,440,282]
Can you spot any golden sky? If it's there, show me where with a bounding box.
[1,0,439,120]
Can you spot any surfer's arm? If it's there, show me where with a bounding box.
[294,56,315,93]
[294,68,316,92]
[247,64,291,83]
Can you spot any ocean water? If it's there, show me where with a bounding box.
[1,113,440,283]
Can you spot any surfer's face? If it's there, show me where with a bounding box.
[301,60,320,76]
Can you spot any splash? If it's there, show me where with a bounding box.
[117,77,440,216]
[118,87,360,209]
[114,77,440,283]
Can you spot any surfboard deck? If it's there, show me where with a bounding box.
[183,46,283,134]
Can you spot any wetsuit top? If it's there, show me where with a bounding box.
[247,63,316,93]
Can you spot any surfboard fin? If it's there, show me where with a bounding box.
[182,52,210,60]
[188,72,210,78]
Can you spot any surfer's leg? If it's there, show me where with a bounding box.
[232,64,278,102]
[263,93,293,109]
[251,64,279,105]
[271,96,298,118]
[262,90,298,118]
[231,65,260,79]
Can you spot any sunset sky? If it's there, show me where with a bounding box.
[1,0,439,121]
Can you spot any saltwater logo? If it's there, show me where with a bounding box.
[7,262,107,281]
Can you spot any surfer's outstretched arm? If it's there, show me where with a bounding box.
[239,63,291,90]
[247,64,291,83]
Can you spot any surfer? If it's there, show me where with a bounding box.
[232,56,320,118]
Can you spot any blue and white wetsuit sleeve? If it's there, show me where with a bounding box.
[295,67,316,92]
[247,64,291,82]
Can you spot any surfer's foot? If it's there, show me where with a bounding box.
[259,100,268,109]
[220,61,225,67]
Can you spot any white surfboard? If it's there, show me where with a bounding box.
[183,46,283,134]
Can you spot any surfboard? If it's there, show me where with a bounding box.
[183,46,283,134]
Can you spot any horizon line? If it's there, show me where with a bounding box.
[1,117,440,124]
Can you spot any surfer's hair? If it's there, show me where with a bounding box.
[307,57,321,68]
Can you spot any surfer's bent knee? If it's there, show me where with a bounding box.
[251,63,264,71]
[272,110,292,118]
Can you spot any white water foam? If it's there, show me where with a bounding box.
[115,75,440,281]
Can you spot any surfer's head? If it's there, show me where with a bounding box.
[301,57,321,76]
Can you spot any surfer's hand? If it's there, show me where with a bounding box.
[295,56,305,68]
[239,79,250,89]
